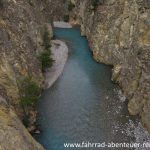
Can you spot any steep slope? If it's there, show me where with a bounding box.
[0,0,61,149]
[0,99,44,150]
[69,0,150,132]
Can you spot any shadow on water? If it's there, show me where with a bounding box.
[34,27,140,150]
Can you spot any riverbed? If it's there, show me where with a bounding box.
[35,27,150,150]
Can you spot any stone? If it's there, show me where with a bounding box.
[71,0,150,132]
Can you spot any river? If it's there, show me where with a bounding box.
[35,27,149,150]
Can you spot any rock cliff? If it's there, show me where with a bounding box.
[0,0,67,149]
[0,99,44,150]
[0,0,150,149]
[69,0,150,132]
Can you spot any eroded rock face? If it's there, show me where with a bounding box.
[0,0,66,109]
[71,0,150,132]
[0,0,58,149]
[0,0,46,109]
[0,101,44,150]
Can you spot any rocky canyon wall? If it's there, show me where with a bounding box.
[0,0,67,149]
[0,0,149,149]
[69,0,150,132]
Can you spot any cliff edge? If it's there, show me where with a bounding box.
[70,0,150,132]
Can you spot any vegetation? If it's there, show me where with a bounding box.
[19,77,41,106]
[43,28,51,50]
[63,15,70,22]
[28,0,34,6]
[22,114,30,127]
[39,49,54,71]
[39,27,54,71]
[0,0,4,8]
[68,1,75,11]
[91,0,99,10]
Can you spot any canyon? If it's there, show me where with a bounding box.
[0,0,149,149]
[69,0,150,132]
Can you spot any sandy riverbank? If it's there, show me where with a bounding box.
[44,40,68,89]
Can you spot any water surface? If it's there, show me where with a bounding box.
[35,27,133,150]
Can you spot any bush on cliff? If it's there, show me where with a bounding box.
[19,77,41,106]
[0,0,4,7]
[63,15,69,22]
[22,114,30,127]
[39,27,54,71]
[39,49,54,71]
[43,28,51,50]
[91,0,99,10]
[68,1,75,11]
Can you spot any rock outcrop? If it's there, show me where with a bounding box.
[69,0,150,132]
[0,0,63,149]
[0,99,44,150]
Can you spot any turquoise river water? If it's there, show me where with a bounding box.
[35,27,136,150]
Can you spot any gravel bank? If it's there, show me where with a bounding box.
[44,40,68,88]
[53,21,72,28]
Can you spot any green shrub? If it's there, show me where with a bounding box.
[43,28,51,50]
[63,15,69,22]
[39,27,54,71]
[39,49,54,71]
[91,0,99,10]
[22,114,30,127]
[19,77,41,106]
[68,1,75,11]
[28,0,34,6]
[0,0,4,7]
